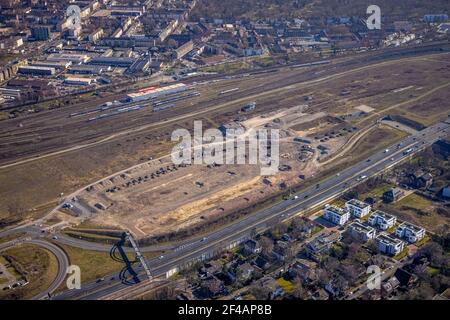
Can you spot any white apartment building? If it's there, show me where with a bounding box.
[368,210,397,230]
[395,222,426,243]
[323,205,350,226]
[348,222,376,242]
[376,233,405,255]
[345,199,371,218]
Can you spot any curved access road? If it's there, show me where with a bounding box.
[0,238,69,300]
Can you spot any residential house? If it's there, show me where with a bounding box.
[409,170,433,189]
[243,239,261,255]
[348,222,376,242]
[375,233,405,256]
[394,268,418,288]
[254,256,270,270]
[345,199,371,218]
[382,276,400,296]
[368,210,397,230]
[311,288,329,300]
[323,204,350,225]
[442,184,450,198]
[433,288,450,300]
[199,276,225,298]
[236,263,255,281]
[306,230,341,262]
[272,240,292,262]
[395,222,426,243]
[216,271,236,286]
[288,259,318,283]
[199,260,222,277]
[383,187,405,203]
[260,276,284,299]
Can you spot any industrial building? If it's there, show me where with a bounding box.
[173,40,194,59]
[31,61,72,70]
[127,83,188,102]
[68,65,107,75]
[31,26,52,41]
[47,53,91,64]
[0,87,21,99]
[89,57,136,67]
[18,65,56,76]
[64,77,94,85]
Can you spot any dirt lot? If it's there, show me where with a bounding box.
[65,105,345,237]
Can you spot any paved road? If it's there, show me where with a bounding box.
[52,121,449,300]
[0,238,69,300]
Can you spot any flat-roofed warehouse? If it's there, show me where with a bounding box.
[30,61,72,69]
[68,65,107,75]
[126,83,187,102]
[18,65,56,76]
[88,57,136,67]
[64,77,94,85]
[47,53,91,64]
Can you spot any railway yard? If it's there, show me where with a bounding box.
[1,44,449,237]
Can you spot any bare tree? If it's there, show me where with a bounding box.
[259,236,274,256]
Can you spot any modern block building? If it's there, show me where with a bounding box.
[368,210,397,230]
[395,222,426,243]
[323,204,350,225]
[345,199,371,218]
[376,233,405,255]
[348,222,376,242]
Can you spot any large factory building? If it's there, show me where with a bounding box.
[126,83,187,102]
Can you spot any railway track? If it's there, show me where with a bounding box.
[0,42,449,167]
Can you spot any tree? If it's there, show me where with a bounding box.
[333,275,349,296]
[317,269,330,287]
[249,283,271,300]
[167,39,178,49]
[259,236,274,256]
[419,242,445,267]
[404,282,435,300]
[291,277,306,299]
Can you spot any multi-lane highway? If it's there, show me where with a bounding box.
[52,120,449,300]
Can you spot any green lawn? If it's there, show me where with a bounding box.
[0,244,58,299]
[55,243,162,287]
[394,193,433,211]
[426,266,440,276]
[276,278,295,294]
[415,235,430,247]
[363,183,394,199]
[393,248,409,261]
[201,61,252,74]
